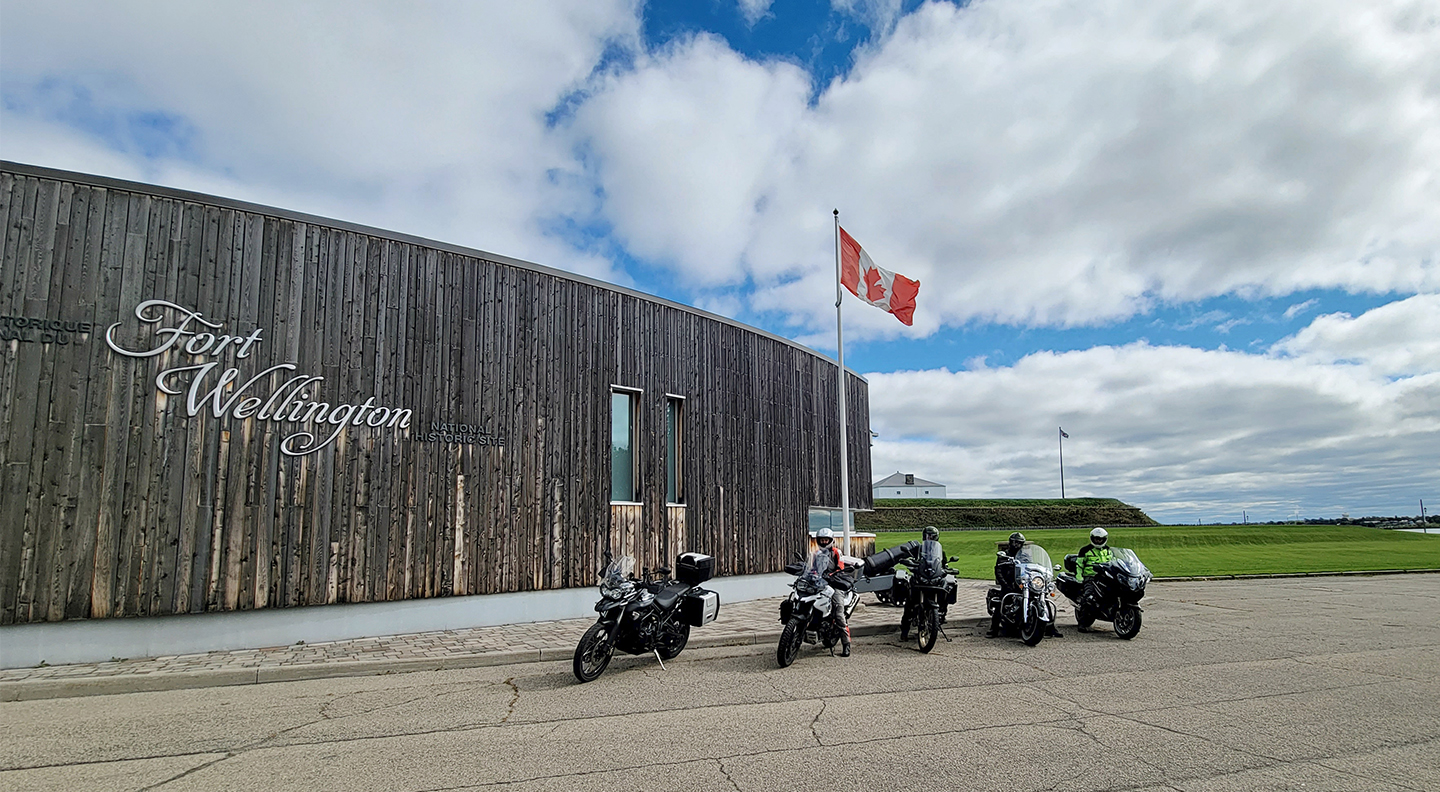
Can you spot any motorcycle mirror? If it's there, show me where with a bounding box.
[1054,564,1062,571]
[948,556,959,562]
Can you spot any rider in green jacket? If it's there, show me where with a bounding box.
[1075,528,1114,630]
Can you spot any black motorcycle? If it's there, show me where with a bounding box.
[1056,547,1150,639]
[897,541,959,652]
[572,552,720,682]
[776,550,854,667]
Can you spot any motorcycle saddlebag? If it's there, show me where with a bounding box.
[1055,575,1082,602]
[680,587,720,627]
[676,552,715,585]
[852,572,895,594]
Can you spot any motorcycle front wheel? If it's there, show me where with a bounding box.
[1020,609,1045,646]
[573,622,614,683]
[1114,605,1142,640]
[777,618,804,667]
[657,621,691,659]
[899,606,912,641]
[917,606,939,653]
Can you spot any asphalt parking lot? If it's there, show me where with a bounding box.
[2,574,1437,792]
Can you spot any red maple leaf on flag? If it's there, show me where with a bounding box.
[864,268,887,302]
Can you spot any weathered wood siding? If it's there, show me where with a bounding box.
[0,163,872,625]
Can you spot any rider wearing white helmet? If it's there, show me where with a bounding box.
[1075,528,1115,629]
[814,528,852,657]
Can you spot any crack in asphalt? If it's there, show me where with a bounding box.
[808,698,827,746]
[136,752,235,792]
[716,757,744,792]
[500,677,520,724]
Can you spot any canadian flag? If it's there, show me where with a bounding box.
[839,227,920,326]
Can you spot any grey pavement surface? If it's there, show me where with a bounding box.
[2,574,1438,791]
[1,581,994,700]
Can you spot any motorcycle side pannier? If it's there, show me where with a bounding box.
[680,588,720,627]
[852,572,895,594]
[676,552,714,585]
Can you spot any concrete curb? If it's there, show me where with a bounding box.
[1153,568,1440,582]
[0,623,908,702]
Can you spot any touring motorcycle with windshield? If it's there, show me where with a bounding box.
[895,539,959,652]
[1056,547,1151,639]
[776,549,854,667]
[572,552,720,683]
[986,543,1059,646]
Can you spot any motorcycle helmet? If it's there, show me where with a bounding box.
[922,525,939,542]
[815,527,834,548]
[1090,527,1108,546]
[1007,532,1026,553]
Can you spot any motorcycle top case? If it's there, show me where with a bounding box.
[680,587,720,627]
[675,552,715,585]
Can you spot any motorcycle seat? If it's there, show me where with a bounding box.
[655,582,691,610]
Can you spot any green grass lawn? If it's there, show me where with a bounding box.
[872,525,1440,579]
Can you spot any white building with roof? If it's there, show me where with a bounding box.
[873,472,946,499]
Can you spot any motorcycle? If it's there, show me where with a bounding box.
[776,549,854,667]
[895,539,959,653]
[985,543,1059,646]
[1056,547,1150,639]
[572,552,720,683]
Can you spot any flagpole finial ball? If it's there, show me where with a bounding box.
[833,209,838,216]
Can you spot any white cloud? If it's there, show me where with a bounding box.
[0,0,640,282]
[569,34,811,286]
[866,298,1440,521]
[574,0,1440,336]
[1274,293,1440,377]
[737,0,776,26]
[1283,298,1320,320]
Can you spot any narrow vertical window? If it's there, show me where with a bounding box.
[666,396,684,504]
[611,390,637,502]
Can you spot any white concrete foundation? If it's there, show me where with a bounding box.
[0,573,792,669]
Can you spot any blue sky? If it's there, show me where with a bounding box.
[3,0,1436,523]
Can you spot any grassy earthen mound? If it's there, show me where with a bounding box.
[858,497,1158,531]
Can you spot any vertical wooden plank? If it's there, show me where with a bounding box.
[16,178,63,621]
[1,176,42,623]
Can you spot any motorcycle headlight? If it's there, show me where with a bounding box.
[1027,575,1045,592]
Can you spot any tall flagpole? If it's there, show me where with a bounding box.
[1058,427,1066,499]
[833,209,852,555]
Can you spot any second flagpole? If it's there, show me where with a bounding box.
[833,209,852,555]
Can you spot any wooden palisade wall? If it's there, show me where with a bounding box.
[0,162,872,625]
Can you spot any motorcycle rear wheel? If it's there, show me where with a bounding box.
[572,622,614,683]
[657,621,691,659]
[1020,610,1045,646]
[1114,606,1142,640]
[777,618,804,667]
[917,607,939,653]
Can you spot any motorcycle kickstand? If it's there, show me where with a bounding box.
[653,649,666,670]
[939,624,953,643]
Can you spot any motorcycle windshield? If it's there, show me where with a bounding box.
[599,555,635,589]
[1109,548,1151,583]
[797,549,834,595]
[1016,544,1052,571]
[916,540,946,583]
